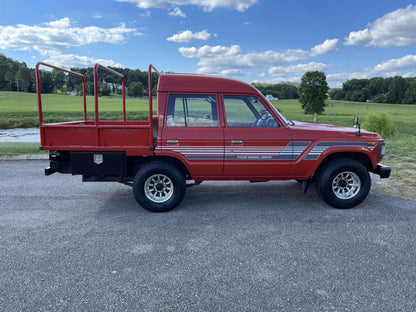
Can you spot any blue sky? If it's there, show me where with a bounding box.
[1,0,416,87]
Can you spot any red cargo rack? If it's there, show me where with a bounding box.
[35,62,158,156]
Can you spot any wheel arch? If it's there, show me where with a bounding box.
[312,152,372,183]
[154,156,192,180]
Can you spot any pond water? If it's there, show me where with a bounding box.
[0,128,40,142]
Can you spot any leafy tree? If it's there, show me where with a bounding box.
[343,79,368,94]
[346,87,370,102]
[298,71,329,114]
[127,70,142,87]
[4,71,15,91]
[40,71,54,93]
[329,88,346,100]
[127,81,144,97]
[372,93,387,104]
[104,74,115,84]
[52,69,66,90]
[16,65,33,92]
[279,84,299,99]
[251,82,299,99]
[100,85,111,96]
[402,78,416,104]
[385,76,407,104]
[368,77,388,97]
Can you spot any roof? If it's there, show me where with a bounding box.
[157,73,259,94]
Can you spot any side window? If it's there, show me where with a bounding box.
[223,95,279,128]
[166,94,218,127]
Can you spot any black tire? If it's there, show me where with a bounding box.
[133,161,186,212]
[316,158,371,209]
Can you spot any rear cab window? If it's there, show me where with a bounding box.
[166,94,218,127]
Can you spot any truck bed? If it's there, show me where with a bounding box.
[41,120,153,156]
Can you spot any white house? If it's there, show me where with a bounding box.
[265,94,278,101]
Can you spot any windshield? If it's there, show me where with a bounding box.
[267,100,290,125]
[252,85,290,125]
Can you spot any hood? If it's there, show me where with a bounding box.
[290,121,382,139]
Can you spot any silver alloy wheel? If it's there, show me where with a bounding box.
[332,171,361,200]
[144,174,174,203]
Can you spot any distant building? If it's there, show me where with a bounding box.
[265,94,278,101]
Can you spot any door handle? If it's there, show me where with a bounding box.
[231,140,243,144]
[167,140,179,144]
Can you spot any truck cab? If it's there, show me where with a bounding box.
[36,62,390,212]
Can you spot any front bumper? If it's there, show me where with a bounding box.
[371,163,391,179]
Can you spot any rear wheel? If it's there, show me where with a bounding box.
[133,161,186,212]
[316,158,371,209]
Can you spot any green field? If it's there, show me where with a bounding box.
[0,92,152,127]
[1,92,415,186]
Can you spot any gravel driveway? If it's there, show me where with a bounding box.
[1,160,415,311]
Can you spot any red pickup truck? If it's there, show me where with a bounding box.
[36,62,390,212]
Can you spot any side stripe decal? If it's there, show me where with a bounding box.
[304,141,377,160]
[158,141,376,161]
[160,141,311,161]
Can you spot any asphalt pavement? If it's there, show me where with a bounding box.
[1,160,415,311]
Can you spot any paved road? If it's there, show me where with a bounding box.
[1,160,415,311]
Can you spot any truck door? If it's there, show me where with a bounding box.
[160,94,224,178]
[222,95,293,178]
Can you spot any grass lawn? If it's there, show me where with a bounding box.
[0,142,47,156]
[1,92,415,187]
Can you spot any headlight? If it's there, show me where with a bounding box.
[378,142,386,158]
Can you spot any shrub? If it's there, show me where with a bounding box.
[362,112,396,138]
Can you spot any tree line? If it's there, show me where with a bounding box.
[0,53,158,97]
[251,82,299,100]
[329,76,416,104]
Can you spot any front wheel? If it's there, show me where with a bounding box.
[133,161,186,212]
[316,158,371,209]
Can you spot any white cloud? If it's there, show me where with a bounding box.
[220,69,244,76]
[168,7,186,17]
[178,39,338,73]
[0,18,137,55]
[269,62,330,76]
[48,17,72,28]
[179,44,241,58]
[167,30,211,42]
[93,12,103,19]
[327,71,372,82]
[310,39,338,56]
[344,5,416,47]
[43,52,125,68]
[251,76,302,85]
[115,0,259,12]
[374,55,416,72]
[196,67,244,76]
[139,10,151,17]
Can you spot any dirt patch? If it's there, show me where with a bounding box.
[373,178,416,202]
